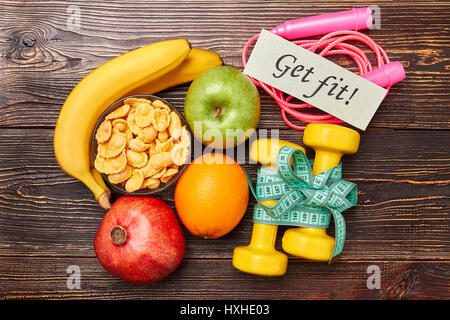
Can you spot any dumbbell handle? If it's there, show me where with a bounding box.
[312,150,343,176]
[249,202,278,249]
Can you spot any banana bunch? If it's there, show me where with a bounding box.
[127,48,223,96]
[54,39,222,209]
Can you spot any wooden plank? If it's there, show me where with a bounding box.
[0,0,448,301]
[0,256,448,300]
[0,128,448,260]
[0,1,449,129]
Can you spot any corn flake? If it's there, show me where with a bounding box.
[108,165,133,184]
[157,130,169,142]
[105,104,130,120]
[125,169,144,192]
[124,98,151,108]
[126,149,148,168]
[161,167,179,183]
[138,125,158,143]
[142,177,160,189]
[151,167,167,180]
[152,109,170,132]
[150,152,173,171]
[152,99,171,110]
[94,151,127,175]
[128,137,150,152]
[112,119,128,132]
[141,159,159,178]
[150,138,173,155]
[127,109,142,135]
[135,103,154,128]
[179,126,190,146]
[97,129,126,158]
[171,144,189,166]
[123,128,133,142]
[95,119,112,144]
[168,111,182,140]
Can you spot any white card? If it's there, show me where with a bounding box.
[244,29,388,130]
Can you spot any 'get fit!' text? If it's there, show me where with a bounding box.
[272,54,359,106]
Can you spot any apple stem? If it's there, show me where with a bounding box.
[110,226,127,245]
[215,106,225,119]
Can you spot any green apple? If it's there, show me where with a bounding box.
[184,66,260,149]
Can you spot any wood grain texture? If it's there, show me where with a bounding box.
[0,257,448,299]
[0,0,448,300]
[0,1,449,128]
[0,129,448,261]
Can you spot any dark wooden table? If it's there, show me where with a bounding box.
[0,0,449,300]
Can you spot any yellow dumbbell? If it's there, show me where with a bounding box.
[282,123,360,261]
[232,138,305,276]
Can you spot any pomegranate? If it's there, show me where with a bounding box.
[94,195,185,284]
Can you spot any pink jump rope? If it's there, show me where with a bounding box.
[243,7,405,130]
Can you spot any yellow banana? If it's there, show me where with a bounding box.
[54,39,191,209]
[126,48,222,96]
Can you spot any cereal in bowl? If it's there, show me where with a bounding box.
[94,98,189,192]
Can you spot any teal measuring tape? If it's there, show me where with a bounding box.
[247,146,358,262]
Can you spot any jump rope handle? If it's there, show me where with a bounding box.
[271,7,373,39]
[362,61,405,87]
[270,7,405,87]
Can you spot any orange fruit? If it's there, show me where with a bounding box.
[174,153,249,239]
